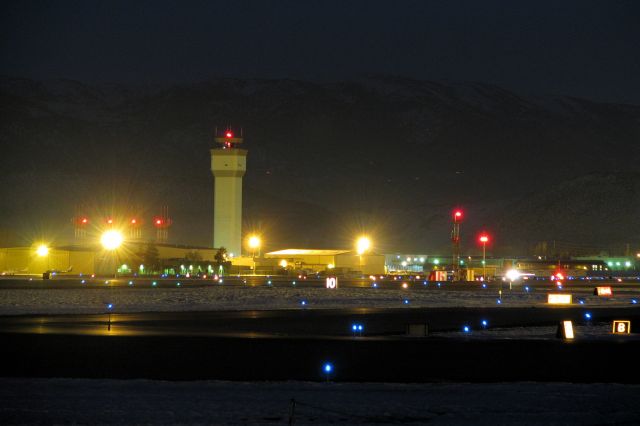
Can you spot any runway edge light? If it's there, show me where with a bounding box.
[556,320,574,339]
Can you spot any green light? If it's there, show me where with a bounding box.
[481,260,486,265]
[616,262,621,266]
[434,259,440,265]
[625,261,631,267]
[607,262,613,266]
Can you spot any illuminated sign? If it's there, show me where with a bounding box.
[612,320,631,334]
[548,294,572,304]
[326,276,338,289]
[434,270,447,281]
[558,320,574,339]
[594,286,613,296]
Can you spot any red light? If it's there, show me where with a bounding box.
[107,219,113,224]
[479,235,489,243]
[131,219,137,224]
[81,218,88,224]
[225,131,233,138]
[453,210,463,221]
[156,219,162,225]
[555,272,565,280]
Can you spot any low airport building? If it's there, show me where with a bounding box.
[264,249,386,275]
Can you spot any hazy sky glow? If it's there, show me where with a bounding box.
[1,0,639,103]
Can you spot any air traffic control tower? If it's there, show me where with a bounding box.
[211,129,247,257]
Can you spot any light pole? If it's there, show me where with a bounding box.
[36,244,50,275]
[356,236,371,274]
[479,234,489,281]
[248,235,261,275]
[101,230,123,278]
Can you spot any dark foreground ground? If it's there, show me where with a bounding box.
[2,379,640,425]
[3,330,640,383]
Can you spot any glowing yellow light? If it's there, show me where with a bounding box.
[327,263,335,269]
[279,259,288,268]
[356,236,371,255]
[101,230,123,250]
[248,235,261,249]
[36,245,49,257]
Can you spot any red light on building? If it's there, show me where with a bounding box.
[479,235,489,243]
[225,131,233,138]
[453,210,463,222]
[130,218,137,225]
[73,216,89,226]
[155,219,162,226]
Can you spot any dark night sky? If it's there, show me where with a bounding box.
[1,0,639,104]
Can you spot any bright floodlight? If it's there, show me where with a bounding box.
[505,269,520,281]
[248,235,261,249]
[101,230,123,250]
[356,236,371,255]
[36,244,49,257]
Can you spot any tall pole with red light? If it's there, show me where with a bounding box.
[479,234,489,280]
[452,209,463,281]
[129,217,142,240]
[153,206,172,243]
[72,208,89,241]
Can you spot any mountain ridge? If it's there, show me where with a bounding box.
[1,75,638,253]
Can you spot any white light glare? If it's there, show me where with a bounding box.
[505,269,520,281]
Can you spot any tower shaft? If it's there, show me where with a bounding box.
[211,148,247,256]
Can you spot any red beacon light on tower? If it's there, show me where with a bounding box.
[453,210,463,222]
[215,127,243,150]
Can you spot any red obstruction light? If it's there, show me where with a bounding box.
[479,235,489,243]
[130,218,137,225]
[225,131,233,138]
[453,210,463,222]
[81,217,88,224]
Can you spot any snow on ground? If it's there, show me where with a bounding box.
[1,378,639,425]
[0,286,638,316]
